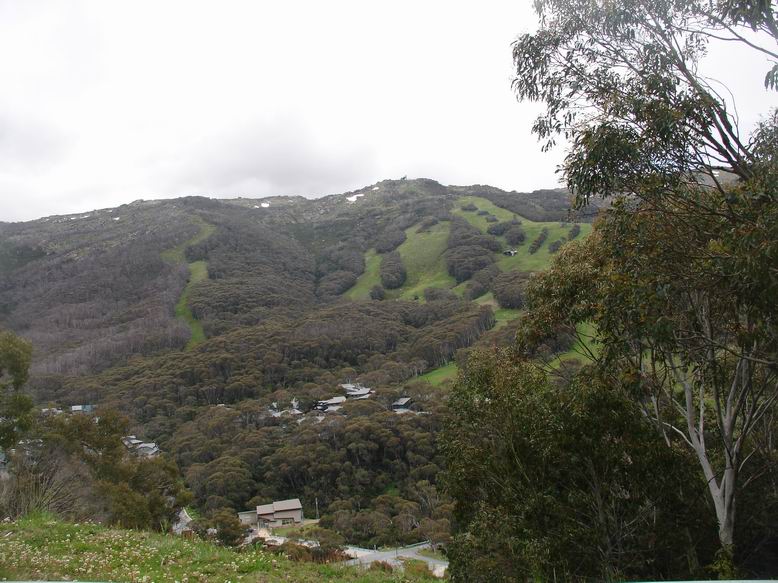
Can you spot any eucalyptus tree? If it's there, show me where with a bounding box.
[0,330,33,450]
[513,0,777,202]
[513,0,778,560]
[444,349,710,581]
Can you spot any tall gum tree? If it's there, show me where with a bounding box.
[513,0,778,558]
[0,329,33,450]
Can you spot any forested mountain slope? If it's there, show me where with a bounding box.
[0,179,582,377]
[1,178,591,547]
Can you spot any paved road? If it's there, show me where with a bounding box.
[344,541,448,577]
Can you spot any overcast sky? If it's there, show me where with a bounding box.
[0,1,774,222]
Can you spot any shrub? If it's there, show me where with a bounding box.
[461,203,478,212]
[369,561,394,573]
[404,560,433,578]
[464,281,487,300]
[492,271,530,308]
[567,224,581,240]
[423,287,457,302]
[417,216,439,232]
[469,266,500,298]
[485,215,499,223]
[487,221,511,236]
[504,226,526,246]
[379,251,407,289]
[209,508,246,547]
[448,218,501,252]
[317,270,357,297]
[487,218,519,235]
[548,239,564,253]
[316,244,365,278]
[375,229,407,253]
[528,227,549,254]
[477,210,489,216]
[445,246,495,283]
[370,285,386,300]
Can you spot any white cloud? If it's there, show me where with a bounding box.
[0,0,773,221]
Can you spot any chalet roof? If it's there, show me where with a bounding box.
[318,396,346,406]
[345,388,372,397]
[257,498,303,515]
[393,397,412,407]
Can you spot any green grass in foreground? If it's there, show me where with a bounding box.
[162,217,216,349]
[417,549,447,561]
[0,514,438,582]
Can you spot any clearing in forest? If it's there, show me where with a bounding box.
[161,216,215,349]
[347,221,455,300]
[452,195,591,272]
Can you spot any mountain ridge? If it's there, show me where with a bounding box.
[0,178,583,377]
[0,177,593,553]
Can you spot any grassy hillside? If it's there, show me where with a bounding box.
[452,195,592,272]
[404,197,592,383]
[473,292,521,328]
[161,216,216,348]
[0,514,439,583]
[396,222,455,299]
[418,362,458,385]
[347,196,590,303]
[345,249,381,300]
[347,222,455,300]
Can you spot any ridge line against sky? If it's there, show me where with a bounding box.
[0,0,773,222]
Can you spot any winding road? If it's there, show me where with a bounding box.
[343,541,448,577]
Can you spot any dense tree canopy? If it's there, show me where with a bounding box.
[379,251,407,289]
[444,349,714,581]
[509,0,778,563]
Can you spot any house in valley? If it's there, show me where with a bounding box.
[314,396,346,411]
[238,498,304,528]
[344,387,373,399]
[122,435,160,458]
[392,397,413,412]
[136,442,160,457]
[71,404,95,413]
[341,383,374,400]
[40,407,63,415]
